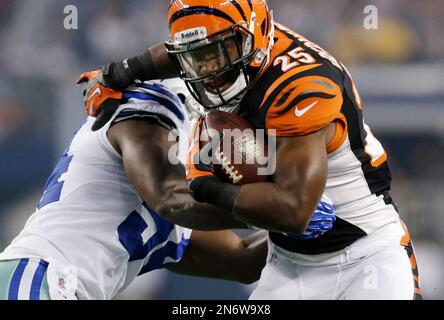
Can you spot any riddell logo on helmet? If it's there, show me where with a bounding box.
[174,27,207,44]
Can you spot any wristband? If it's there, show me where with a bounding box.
[127,51,157,81]
[102,51,157,89]
[190,177,241,211]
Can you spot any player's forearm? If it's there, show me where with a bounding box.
[168,230,268,284]
[104,42,178,89]
[148,42,179,78]
[189,177,311,233]
[233,183,312,234]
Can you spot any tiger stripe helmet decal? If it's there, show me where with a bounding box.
[168,1,274,67]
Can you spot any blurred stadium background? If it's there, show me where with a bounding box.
[0,0,443,299]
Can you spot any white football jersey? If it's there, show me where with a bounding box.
[0,80,193,300]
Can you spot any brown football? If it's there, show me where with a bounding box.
[201,111,270,185]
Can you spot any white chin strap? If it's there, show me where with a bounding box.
[205,70,247,113]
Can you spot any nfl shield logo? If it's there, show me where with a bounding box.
[268,253,278,266]
[58,277,66,290]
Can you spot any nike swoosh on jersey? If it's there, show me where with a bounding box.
[295,101,318,117]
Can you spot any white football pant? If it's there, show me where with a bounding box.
[250,220,421,300]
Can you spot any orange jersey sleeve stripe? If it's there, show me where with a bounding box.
[260,64,322,108]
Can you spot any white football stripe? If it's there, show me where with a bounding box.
[17,260,40,300]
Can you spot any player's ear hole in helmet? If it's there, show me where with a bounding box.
[166,0,275,111]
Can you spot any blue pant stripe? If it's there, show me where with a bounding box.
[8,258,29,300]
[30,260,49,300]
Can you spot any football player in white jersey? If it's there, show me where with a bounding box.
[0,79,270,300]
[77,0,422,300]
[0,77,336,300]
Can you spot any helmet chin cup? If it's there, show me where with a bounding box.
[205,70,247,106]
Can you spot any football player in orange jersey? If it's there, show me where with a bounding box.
[78,0,421,300]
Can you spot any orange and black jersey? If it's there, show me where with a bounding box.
[241,22,346,141]
[239,22,398,254]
